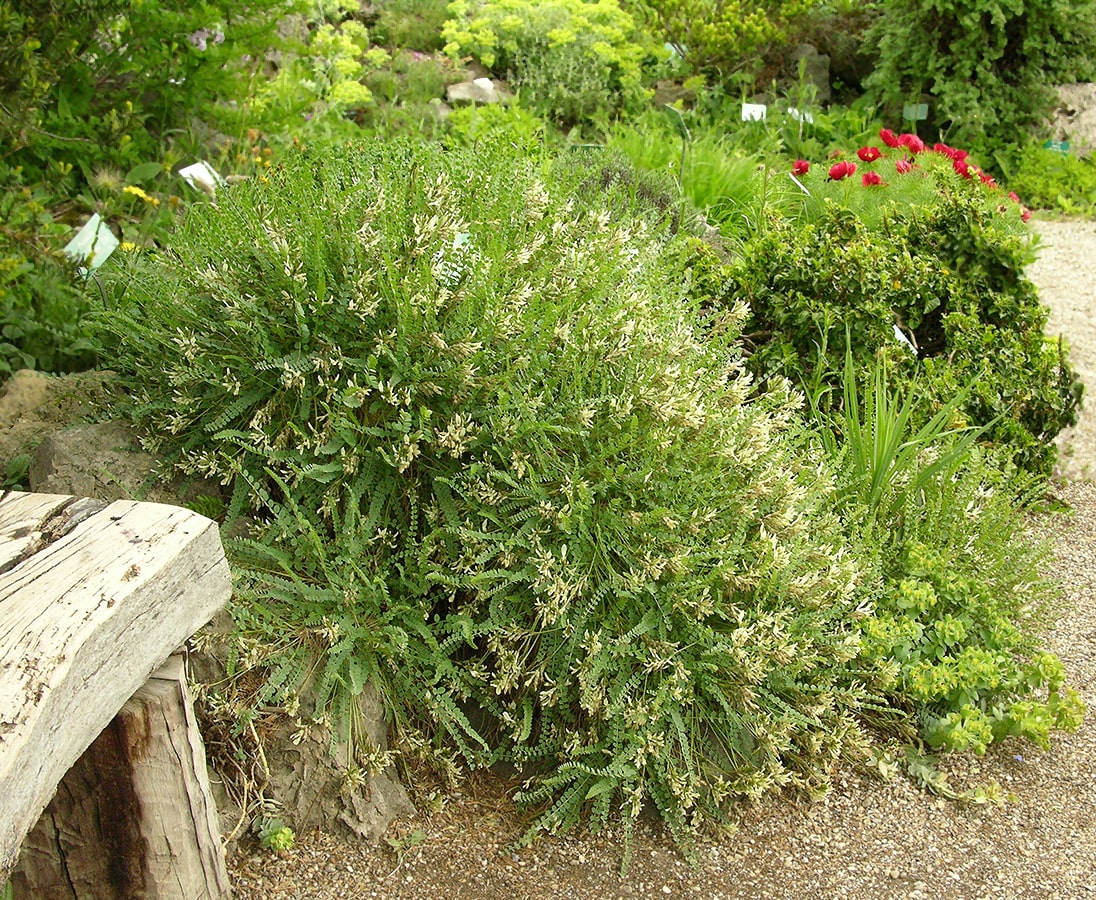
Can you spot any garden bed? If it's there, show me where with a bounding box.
[223,218,1096,899]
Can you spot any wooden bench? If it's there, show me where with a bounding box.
[0,491,233,899]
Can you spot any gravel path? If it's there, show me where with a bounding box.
[228,219,1096,900]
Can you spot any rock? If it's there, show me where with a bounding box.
[1051,82,1096,157]
[653,79,697,109]
[784,43,831,104]
[28,420,222,506]
[0,369,115,471]
[29,421,159,501]
[193,624,415,848]
[446,77,509,105]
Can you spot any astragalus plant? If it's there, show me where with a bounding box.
[99,141,878,853]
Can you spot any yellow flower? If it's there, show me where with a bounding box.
[123,185,159,205]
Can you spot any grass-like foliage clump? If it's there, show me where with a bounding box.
[813,352,1084,755]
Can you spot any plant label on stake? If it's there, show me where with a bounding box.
[902,103,929,123]
[741,103,767,122]
[63,213,119,275]
[179,161,225,196]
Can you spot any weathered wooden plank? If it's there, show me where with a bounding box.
[0,492,232,881]
[11,655,231,899]
[0,492,79,572]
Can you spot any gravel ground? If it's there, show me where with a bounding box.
[228,218,1096,900]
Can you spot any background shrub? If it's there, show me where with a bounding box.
[441,0,654,125]
[866,0,1096,157]
[632,0,812,90]
[2,0,294,181]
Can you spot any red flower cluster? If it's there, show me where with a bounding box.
[792,127,1033,221]
[880,129,925,153]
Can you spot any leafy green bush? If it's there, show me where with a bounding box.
[444,102,549,150]
[372,0,452,51]
[815,354,1084,754]
[728,134,1081,475]
[2,0,293,181]
[866,0,1096,155]
[442,0,653,125]
[98,141,883,849]
[251,17,391,134]
[632,0,812,89]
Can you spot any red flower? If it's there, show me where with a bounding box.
[828,161,857,180]
[898,133,926,154]
[979,172,997,189]
[880,128,901,148]
[1008,191,1022,204]
[895,159,913,174]
[857,146,882,162]
[862,171,883,186]
[792,159,810,176]
[1022,207,1032,223]
[953,158,971,179]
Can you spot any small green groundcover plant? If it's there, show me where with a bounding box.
[998,142,1096,218]
[96,140,1083,857]
[726,130,1082,475]
[812,351,1084,755]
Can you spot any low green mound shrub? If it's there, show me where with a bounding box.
[727,133,1082,475]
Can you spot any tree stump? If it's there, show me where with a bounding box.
[11,655,231,899]
[0,491,233,897]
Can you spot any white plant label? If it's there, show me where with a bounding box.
[63,213,119,273]
[179,161,225,194]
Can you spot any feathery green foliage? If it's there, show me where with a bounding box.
[96,140,879,846]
